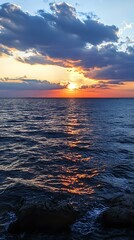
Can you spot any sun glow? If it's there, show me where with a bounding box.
[67,82,78,90]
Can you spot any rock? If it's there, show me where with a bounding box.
[101,193,134,229]
[8,205,79,234]
[102,206,134,229]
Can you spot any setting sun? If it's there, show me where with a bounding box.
[67,83,78,91]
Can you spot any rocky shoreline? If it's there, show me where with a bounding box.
[0,192,134,239]
[8,204,79,234]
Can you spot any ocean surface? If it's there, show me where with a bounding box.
[0,98,134,239]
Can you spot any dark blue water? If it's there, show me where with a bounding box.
[0,98,134,239]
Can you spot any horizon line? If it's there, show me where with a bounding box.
[0,97,134,99]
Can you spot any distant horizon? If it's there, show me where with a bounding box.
[0,97,134,99]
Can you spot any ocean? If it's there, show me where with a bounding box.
[0,98,134,239]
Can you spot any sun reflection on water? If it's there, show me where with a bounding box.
[58,165,100,195]
[0,99,106,196]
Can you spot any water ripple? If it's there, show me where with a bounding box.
[0,98,134,239]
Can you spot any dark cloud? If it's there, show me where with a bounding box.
[0,78,65,90]
[19,44,134,84]
[90,80,124,89]
[0,2,134,84]
[92,64,134,82]
[16,52,66,66]
[90,82,109,89]
[0,2,118,51]
[79,85,89,89]
[84,44,134,82]
[16,55,49,65]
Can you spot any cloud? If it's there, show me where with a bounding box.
[16,52,65,66]
[119,21,134,35]
[0,78,65,90]
[85,44,134,82]
[0,44,12,56]
[0,2,118,51]
[0,75,27,81]
[0,2,134,84]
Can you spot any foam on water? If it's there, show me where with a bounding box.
[72,206,107,236]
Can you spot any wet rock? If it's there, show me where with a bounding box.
[102,206,134,228]
[102,193,134,229]
[8,205,79,234]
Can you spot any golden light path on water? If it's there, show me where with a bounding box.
[0,98,108,196]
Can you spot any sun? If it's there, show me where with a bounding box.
[67,82,78,90]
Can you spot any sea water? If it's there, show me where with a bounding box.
[0,98,134,239]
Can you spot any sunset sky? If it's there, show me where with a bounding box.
[0,0,134,97]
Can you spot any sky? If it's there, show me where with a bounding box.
[0,0,134,98]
